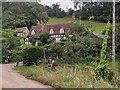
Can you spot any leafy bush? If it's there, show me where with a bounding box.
[39,31,50,45]
[2,30,21,63]
[46,36,102,65]
[22,45,44,66]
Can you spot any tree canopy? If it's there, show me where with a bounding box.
[68,1,120,22]
[2,2,49,29]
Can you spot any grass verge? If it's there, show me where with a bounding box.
[15,64,114,88]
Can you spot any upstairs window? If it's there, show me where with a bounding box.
[50,28,54,34]
[25,38,29,41]
[20,33,23,36]
[31,30,35,35]
[60,27,65,33]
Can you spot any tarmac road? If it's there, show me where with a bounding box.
[0,63,54,89]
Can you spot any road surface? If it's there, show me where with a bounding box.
[0,63,54,89]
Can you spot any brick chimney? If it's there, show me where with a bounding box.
[41,24,45,31]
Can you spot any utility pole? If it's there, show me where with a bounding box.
[112,0,115,73]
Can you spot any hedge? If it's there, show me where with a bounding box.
[22,45,44,66]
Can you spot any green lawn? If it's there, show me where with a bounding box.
[43,17,107,34]
[82,20,107,34]
[48,17,73,24]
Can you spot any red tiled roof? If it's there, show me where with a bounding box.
[30,23,69,35]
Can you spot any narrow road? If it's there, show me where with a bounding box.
[0,64,54,89]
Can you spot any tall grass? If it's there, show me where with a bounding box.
[15,64,114,88]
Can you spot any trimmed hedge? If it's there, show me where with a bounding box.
[22,45,44,66]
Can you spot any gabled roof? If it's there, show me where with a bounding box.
[29,23,69,36]
[90,34,105,39]
[30,25,43,35]
[16,27,29,33]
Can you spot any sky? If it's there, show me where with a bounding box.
[41,0,75,12]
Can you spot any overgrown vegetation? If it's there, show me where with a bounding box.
[2,1,120,88]
[2,30,21,63]
[15,65,113,88]
[2,2,120,29]
[22,45,44,66]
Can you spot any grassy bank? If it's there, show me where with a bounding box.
[15,64,114,88]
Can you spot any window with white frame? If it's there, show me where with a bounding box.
[63,37,66,39]
[25,42,29,44]
[50,28,54,34]
[61,35,63,37]
[20,33,23,36]
[60,27,65,33]
[51,35,54,37]
[25,38,29,41]
[31,30,35,35]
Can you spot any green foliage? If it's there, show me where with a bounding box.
[22,45,44,66]
[2,30,21,62]
[41,12,49,24]
[29,31,54,46]
[69,22,91,38]
[67,8,74,17]
[44,5,55,17]
[100,21,110,62]
[47,43,63,60]
[93,21,116,86]
[46,36,102,65]
[95,21,110,76]
[15,65,114,88]
[116,24,120,54]
[39,31,50,45]
[29,37,36,45]
[2,2,49,29]
[102,23,120,55]
[52,4,66,18]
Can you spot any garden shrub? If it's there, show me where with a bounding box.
[2,30,21,63]
[22,45,44,66]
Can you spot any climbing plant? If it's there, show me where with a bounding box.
[94,21,116,86]
[94,21,110,78]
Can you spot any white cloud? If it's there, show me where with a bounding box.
[41,0,75,11]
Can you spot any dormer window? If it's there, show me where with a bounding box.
[25,38,29,41]
[50,28,54,34]
[31,30,35,35]
[60,27,65,33]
